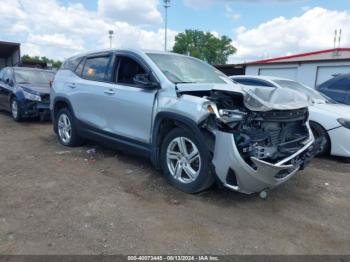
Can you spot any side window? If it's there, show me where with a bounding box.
[75,58,85,76]
[62,57,82,71]
[82,56,110,81]
[116,56,146,85]
[330,77,350,91]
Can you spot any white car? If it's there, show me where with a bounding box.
[230,75,350,162]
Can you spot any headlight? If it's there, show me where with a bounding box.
[23,90,41,102]
[337,118,350,129]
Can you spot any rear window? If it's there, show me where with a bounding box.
[82,56,110,81]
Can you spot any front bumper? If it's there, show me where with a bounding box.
[212,127,318,194]
[20,100,50,118]
[328,126,350,158]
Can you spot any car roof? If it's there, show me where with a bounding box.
[318,73,350,88]
[66,48,185,61]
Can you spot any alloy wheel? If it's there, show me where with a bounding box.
[166,137,201,184]
[58,113,72,144]
[11,100,18,119]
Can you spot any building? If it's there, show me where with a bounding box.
[216,48,350,88]
[0,41,21,69]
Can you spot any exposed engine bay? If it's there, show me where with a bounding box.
[184,90,311,167]
[208,91,310,164]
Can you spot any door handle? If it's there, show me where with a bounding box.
[68,83,76,89]
[104,89,116,95]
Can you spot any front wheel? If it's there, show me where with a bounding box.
[11,98,23,122]
[56,108,83,147]
[310,122,330,156]
[161,128,214,193]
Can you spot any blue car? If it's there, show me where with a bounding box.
[317,73,350,105]
[0,67,55,121]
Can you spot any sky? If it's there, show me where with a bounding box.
[0,0,349,63]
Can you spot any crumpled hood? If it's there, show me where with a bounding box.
[242,85,310,111]
[176,82,310,111]
[19,83,50,95]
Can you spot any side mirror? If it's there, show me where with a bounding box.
[133,74,159,89]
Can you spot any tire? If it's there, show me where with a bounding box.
[10,97,23,122]
[310,121,330,155]
[160,128,214,193]
[56,108,83,147]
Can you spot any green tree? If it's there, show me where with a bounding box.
[21,55,62,69]
[172,29,236,64]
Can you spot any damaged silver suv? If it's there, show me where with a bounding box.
[51,49,321,196]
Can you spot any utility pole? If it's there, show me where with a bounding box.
[108,30,114,48]
[163,0,171,51]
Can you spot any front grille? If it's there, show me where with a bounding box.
[41,94,50,104]
[261,108,308,121]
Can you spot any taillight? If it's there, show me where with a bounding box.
[49,79,53,88]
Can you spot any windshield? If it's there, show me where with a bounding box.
[147,53,227,84]
[14,69,55,85]
[273,80,335,103]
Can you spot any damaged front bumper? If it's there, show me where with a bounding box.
[212,126,321,194]
[21,100,50,119]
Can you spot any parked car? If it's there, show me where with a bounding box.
[231,75,350,162]
[317,73,350,105]
[51,49,321,197]
[0,67,55,121]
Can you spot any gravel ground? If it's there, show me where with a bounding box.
[0,111,349,255]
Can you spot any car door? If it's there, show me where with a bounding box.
[68,53,114,130]
[0,68,14,111]
[99,53,158,144]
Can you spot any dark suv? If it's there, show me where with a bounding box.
[0,67,55,121]
[317,73,350,105]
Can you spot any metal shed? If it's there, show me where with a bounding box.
[0,41,21,69]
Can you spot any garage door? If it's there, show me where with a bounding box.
[316,65,350,86]
[258,67,298,80]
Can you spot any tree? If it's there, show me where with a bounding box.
[172,30,237,65]
[21,55,62,69]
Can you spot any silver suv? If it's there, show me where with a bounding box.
[51,49,320,196]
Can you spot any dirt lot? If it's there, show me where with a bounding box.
[0,111,349,255]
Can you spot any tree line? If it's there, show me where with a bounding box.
[21,55,62,69]
[21,29,236,68]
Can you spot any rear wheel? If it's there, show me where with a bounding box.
[11,98,23,122]
[161,128,214,193]
[56,108,83,147]
[310,121,330,155]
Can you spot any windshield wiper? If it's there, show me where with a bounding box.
[18,81,31,84]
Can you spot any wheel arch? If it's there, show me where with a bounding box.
[52,97,75,133]
[151,112,212,169]
[310,120,332,154]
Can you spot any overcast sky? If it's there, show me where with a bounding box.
[0,0,349,63]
